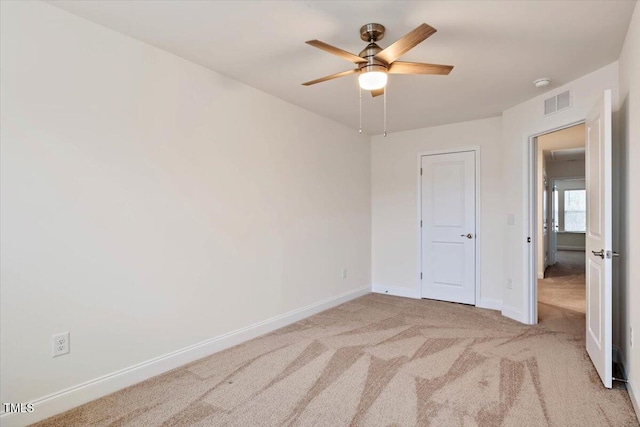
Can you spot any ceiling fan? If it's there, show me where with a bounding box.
[302,23,454,97]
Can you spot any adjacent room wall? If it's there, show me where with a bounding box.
[546,159,586,178]
[0,2,371,424]
[500,62,619,323]
[617,1,640,417]
[556,232,585,251]
[371,116,504,308]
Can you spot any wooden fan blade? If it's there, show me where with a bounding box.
[371,88,384,97]
[388,61,453,75]
[374,23,437,64]
[306,40,367,64]
[302,69,358,86]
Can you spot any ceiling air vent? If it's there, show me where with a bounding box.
[544,90,571,116]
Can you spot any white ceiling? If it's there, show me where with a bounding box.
[46,0,636,135]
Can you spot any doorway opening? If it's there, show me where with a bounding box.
[533,123,586,323]
[526,90,614,388]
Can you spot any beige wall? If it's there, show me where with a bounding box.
[371,117,504,307]
[0,1,371,420]
[617,1,640,416]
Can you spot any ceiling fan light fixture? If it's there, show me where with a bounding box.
[303,22,453,136]
[358,66,388,90]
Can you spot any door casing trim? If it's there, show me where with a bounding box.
[526,120,585,324]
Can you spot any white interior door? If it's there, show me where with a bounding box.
[585,89,613,389]
[421,151,476,305]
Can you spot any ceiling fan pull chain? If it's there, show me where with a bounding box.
[383,85,387,137]
[359,85,362,134]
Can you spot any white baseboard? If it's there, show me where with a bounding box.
[371,284,420,299]
[0,285,371,427]
[373,287,502,315]
[372,286,502,312]
[477,298,502,311]
[502,305,526,324]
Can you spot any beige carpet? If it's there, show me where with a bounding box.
[34,293,638,426]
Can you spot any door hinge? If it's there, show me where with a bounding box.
[527,237,531,243]
[420,220,422,228]
[420,272,423,280]
[420,168,423,175]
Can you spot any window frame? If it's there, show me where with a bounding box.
[562,188,586,233]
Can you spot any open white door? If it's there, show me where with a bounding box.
[585,89,613,389]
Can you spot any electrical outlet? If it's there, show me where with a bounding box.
[341,268,348,279]
[52,332,70,357]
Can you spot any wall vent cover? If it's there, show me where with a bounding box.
[544,90,572,115]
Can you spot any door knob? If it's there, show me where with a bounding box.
[461,233,473,239]
[591,249,605,259]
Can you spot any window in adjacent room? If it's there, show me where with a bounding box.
[564,189,586,232]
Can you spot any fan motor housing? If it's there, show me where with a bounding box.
[358,42,387,71]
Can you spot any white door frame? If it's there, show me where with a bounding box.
[417,146,481,305]
[526,121,585,324]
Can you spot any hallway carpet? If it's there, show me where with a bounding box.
[538,250,586,318]
[35,293,638,426]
